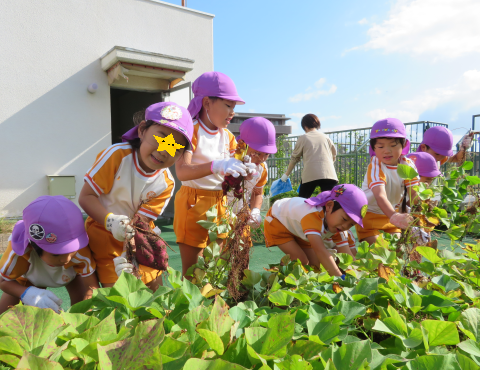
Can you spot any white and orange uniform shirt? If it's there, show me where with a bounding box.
[268,197,355,252]
[181,119,237,191]
[362,155,419,215]
[85,143,175,220]
[227,162,268,212]
[0,238,95,288]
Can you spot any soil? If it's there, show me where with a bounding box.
[0,234,9,254]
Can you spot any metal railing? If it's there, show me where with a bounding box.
[265,121,449,188]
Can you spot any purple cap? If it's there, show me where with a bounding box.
[10,196,89,256]
[187,72,245,119]
[122,102,193,150]
[305,184,368,227]
[369,118,410,157]
[417,126,453,157]
[238,117,277,154]
[407,152,441,178]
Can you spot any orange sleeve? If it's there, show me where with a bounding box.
[301,211,323,237]
[440,157,448,165]
[68,246,96,277]
[255,163,268,188]
[228,130,237,156]
[0,242,30,281]
[188,123,200,153]
[139,170,175,219]
[367,156,387,189]
[84,144,132,196]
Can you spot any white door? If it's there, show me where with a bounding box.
[164,82,191,109]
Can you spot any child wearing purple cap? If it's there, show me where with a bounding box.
[0,196,98,314]
[417,126,474,165]
[407,152,441,185]
[79,102,192,290]
[226,117,277,227]
[263,184,368,277]
[173,72,255,276]
[355,118,419,244]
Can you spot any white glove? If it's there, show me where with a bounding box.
[410,226,431,245]
[105,214,135,242]
[247,208,262,229]
[113,252,134,277]
[281,174,288,182]
[212,158,250,178]
[153,226,161,236]
[389,212,413,229]
[21,287,63,313]
[462,134,474,149]
[243,155,258,176]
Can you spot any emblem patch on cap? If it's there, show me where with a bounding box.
[161,105,182,120]
[410,155,417,162]
[361,204,368,218]
[46,233,57,243]
[29,224,45,240]
[334,185,345,197]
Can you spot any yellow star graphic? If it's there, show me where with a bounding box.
[154,134,185,157]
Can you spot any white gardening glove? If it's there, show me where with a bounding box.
[410,226,431,245]
[105,214,135,242]
[243,155,258,176]
[281,174,288,182]
[113,251,134,277]
[462,133,474,149]
[212,158,249,178]
[389,212,414,229]
[21,286,63,313]
[247,208,262,229]
[153,226,161,236]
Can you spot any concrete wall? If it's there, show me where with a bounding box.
[0,0,214,217]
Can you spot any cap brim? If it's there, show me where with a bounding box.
[219,95,245,105]
[420,170,441,178]
[248,143,278,154]
[427,145,453,157]
[37,231,89,255]
[340,203,364,228]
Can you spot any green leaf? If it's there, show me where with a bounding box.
[182,278,205,310]
[167,267,183,289]
[405,354,462,370]
[0,305,64,358]
[416,246,442,264]
[320,340,372,370]
[197,296,235,348]
[458,339,480,358]
[229,306,251,329]
[276,354,313,370]
[421,320,459,346]
[205,205,218,222]
[15,352,63,370]
[330,301,366,325]
[403,328,423,348]
[197,220,217,230]
[0,336,24,356]
[446,225,466,241]
[221,337,251,368]
[269,290,295,306]
[460,308,480,342]
[197,328,225,355]
[183,358,249,370]
[288,340,325,361]
[467,176,480,185]
[110,270,150,297]
[176,305,210,343]
[397,163,419,180]
[284,290,312,304]
[456,353,480,370]
[97,318,165,370]
[461,161,474,170]
[242,270,262,287]
[159,336,189,359]
[431,275,460,292]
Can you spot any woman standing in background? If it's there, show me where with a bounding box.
[281,114,338,198]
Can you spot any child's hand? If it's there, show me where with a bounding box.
[113,252,134,277]
[21,287,63,313]
[247,208,262,229]
[105,214,135,241]
[389,212,413,229]
[212,158,249,177]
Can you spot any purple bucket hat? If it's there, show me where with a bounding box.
[369,118,410,157]
[407,152,441,178]
[10,196,89,256]
[416,126,453,157]
[122,102,193,150]
[187,72,245,120]
[238,117,277,154]
[305,184,368,227]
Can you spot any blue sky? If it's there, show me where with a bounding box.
[168,0,480,142]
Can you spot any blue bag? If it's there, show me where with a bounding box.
[297,184,301,194]
[269,178,293,197]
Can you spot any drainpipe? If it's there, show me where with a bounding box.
[182,0,186,6]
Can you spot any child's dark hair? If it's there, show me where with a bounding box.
[370,137,406,151]
[301,114,321,131]
[323,200,343,214]
[127,110,156,150]
[31,241,43,257]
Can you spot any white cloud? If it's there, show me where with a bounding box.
[367,69,480,122]
[350,0,480,58]
[358,18,368,25]
[289,78,337,102]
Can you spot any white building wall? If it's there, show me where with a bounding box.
[0,0,214,217]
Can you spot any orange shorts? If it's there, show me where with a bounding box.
[85,217,162,285]
[355,212,401,241]
[173,186,228,249]
[263,208,311,249]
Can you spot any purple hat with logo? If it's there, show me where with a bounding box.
[122,102,193,150]
[416,126,453,157]
[187,72,245,119]
[369,118,410,157]
[305,184,368,227]
[238,117,277,154]
[10,196,89,256]
[407,152,441,178]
